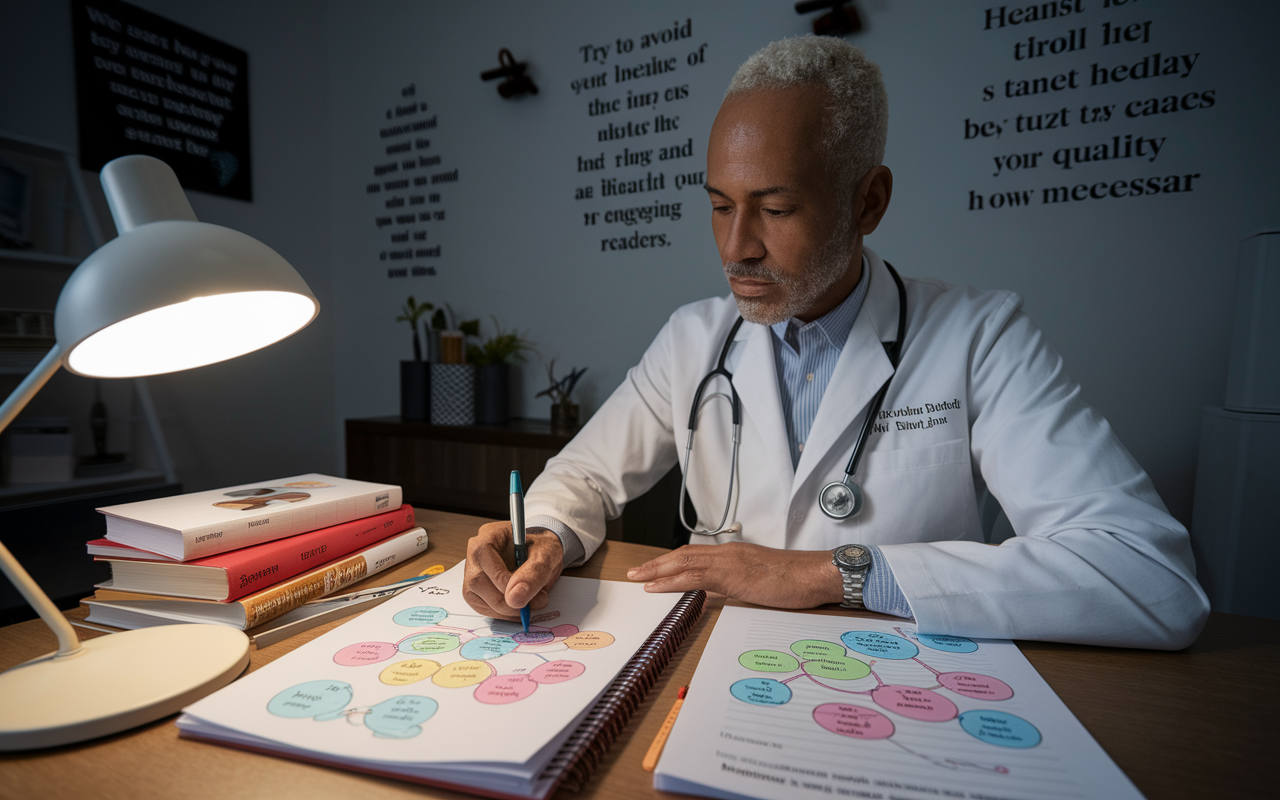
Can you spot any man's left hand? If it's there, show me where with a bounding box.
[626,542,844,608]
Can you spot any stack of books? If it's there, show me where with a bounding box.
[82,474,428,644]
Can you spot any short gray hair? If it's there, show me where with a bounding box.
[727,36,888,192]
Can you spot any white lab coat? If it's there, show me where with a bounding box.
[525,247,1209,649]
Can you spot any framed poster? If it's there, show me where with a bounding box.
[71,0,252,200]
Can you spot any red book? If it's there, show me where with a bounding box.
[90,504,417,601]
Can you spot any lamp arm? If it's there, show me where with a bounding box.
[0,344,82,657]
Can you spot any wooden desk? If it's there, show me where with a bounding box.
[1,509,1274,800]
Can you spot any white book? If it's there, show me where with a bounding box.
[98,473,401,560]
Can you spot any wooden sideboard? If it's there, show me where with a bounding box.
[345,416,683,548]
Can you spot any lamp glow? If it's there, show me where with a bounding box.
[68,291,317,377]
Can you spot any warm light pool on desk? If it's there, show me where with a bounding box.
[0,154,318,750]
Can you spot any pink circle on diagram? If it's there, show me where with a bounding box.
[938,671,1014,701]
[530,660,586,684]
[813,704,895,739]
[333,641,398,666]
[871,685,958,722]
[513,627,555,644]
[474,674,539,704]
[551,624,579,638]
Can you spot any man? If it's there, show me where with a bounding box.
[463,37,1209,649]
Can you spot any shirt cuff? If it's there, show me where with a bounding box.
[526,514,587,568]
[863,545,913,619]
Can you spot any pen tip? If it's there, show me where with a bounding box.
[520,606,530,632]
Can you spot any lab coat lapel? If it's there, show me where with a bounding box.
[791,249,900,498]
[726,320,794,480]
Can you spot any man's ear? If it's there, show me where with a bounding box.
[853,165,893,236]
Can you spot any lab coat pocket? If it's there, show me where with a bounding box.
[858,438,982,543]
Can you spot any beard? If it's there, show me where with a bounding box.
[724,225,856,326]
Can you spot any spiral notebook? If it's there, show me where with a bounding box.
[176,563,704,799]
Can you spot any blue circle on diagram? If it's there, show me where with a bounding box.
[730,678,792,706]
[840,631,919,659]
[917,633,978,653]
[459,635,521,660]
[958,710,1042,748]
[364,695,439,739]
[267,680,352,719]
[392,606,450,627]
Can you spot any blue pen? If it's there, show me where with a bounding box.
[510,470,530,632]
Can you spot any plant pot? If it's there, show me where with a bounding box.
[431,363,476,425]
[550,402,579,434]
[475,363,510,425]
[400,360,430,421]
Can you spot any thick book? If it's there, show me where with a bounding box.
[98,473,402,561]
[175,564,705,799]
[93,504,417,600]
[85,527,429,630]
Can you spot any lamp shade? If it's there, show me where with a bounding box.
[54,156,318,378]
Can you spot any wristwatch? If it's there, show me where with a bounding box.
[831,544,873,609]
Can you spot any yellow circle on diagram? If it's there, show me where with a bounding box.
[380,659,441,685]
[432,660,494,688]
[564,631,615,650]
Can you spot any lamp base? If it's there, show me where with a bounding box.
[0,623,249,750]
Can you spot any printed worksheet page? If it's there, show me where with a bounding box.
[655,607,1143,800]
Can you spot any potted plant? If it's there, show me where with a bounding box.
[537,359,588,433]
[467,317,534,425]
[396,296,433,421]
[428,304,482,426]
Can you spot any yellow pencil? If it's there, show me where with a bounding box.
[642,686,687,771]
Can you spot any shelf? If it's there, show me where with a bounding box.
[0,249,82,267]
[0,469,168,508]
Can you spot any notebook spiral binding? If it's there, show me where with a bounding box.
[538,589,707,794]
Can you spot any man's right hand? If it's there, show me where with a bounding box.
[463,521,565,619]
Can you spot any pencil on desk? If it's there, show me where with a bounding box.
[642,686,687,771]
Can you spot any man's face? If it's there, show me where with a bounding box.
[706,85,857,325]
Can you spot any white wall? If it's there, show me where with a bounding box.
[327,0,1280,527]
[0,0,338,491]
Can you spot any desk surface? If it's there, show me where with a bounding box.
[1,509,1275,800]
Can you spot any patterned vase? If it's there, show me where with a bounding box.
[430,363,476,426]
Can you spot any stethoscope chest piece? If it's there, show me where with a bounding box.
[819,479,863,520]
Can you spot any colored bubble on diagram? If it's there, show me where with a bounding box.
[938,671,1014,701]
[790,639,846,660]
[398,632,461,656]
[392,606,450,627]
[512,627,555,644]
[917,633,978,653]
[813,703,895,740]
[432,659,494,688]
[739,649,800,673]
[267,680,353,720]
[802,654,871,681]
[564,631,614,650]
[459,635,521,660]
[529,659,586,684]
[840,631,919,660]
[871,685,959,722]
[379,659,441,686]
[334,641,399,666]
[474,674,539,705]
[958,710,1042,748]
[730,678,792,706]
[363,695,438,738]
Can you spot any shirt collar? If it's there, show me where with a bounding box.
[769,252,870,352]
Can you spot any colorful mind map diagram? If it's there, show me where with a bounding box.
[265,602,615,739]
[731,627,1041,773]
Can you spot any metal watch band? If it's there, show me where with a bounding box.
[840,569,866,609]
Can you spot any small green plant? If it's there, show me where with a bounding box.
[467,316,534,366]
[396,296,434,361]
[429,303,480,337]
[537,358,588,406]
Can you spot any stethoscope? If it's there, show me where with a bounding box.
[678,263,908,536]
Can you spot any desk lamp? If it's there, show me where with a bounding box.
[0,155,319,750]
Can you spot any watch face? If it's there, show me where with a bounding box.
[835,544,871,569]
